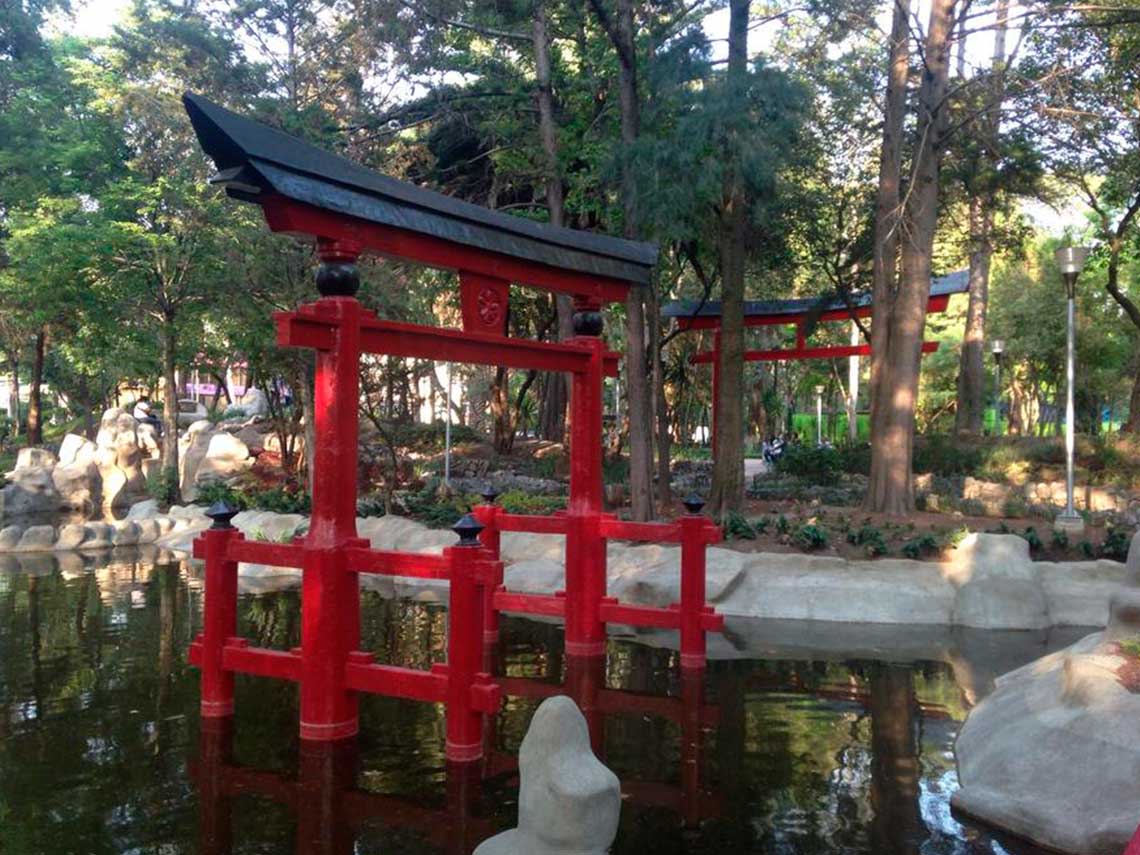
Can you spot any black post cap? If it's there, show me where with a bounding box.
[682,493,706,515]
[453,513,485,546]
[480,485,500,505]
[205,500,240,529]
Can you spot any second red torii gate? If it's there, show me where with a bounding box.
[662,271,968,446]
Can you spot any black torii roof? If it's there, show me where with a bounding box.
[182,92,658,285]
[661,269,969,320]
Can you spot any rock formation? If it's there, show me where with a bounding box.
[474,696,620,855]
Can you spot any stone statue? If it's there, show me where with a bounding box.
[475,695,620,855]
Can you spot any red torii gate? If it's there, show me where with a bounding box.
[662,271,968,447]
[181,93,724,760]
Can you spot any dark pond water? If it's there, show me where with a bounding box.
[0,550,1067,854]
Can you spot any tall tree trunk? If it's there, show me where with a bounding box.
[867,0,957,514]
[6,355,19,439]
[1125,362,1140,433]
[954,0,1007,435]
[869,665,923,854]
[955,197,993,434]
[602,0,654,519]
[25,330,46,445]
[300,356,317,493]
[866,0,910,466]
[491,366,514,453]
[709,0,751,517]
[650,282,672,506]
[160,316,180,501]
[532,0,573,444]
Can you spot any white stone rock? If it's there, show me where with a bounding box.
[16,525,56,552]
[55,523,89,550]
[953,630,1140,854]
[194,432,251,486]
[52,461,101,511]
[14,447,57,470]
[126,499,160,520]
[111,521,140,546]
[80,522,113,550]
[0,525,24,550]
[57,433,97,467]
[239,387,270,416]
[474,696,620,855]
[944,534,1049,630]
[134,519,161,544]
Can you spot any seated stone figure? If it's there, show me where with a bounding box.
[475,695,620,855]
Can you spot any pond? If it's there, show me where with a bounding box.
[0,549,1078,854]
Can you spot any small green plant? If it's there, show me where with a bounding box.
[776,514,790,535]
[846,523,888,557]
[986,521,1012,534]
[752,516,770,535]
[901,533,940,560]
[497,490,567,516]
[1079,540,1096,559]
[1118,637,1140,659]
[1020,526,1043,552]
[147,466,182,505]
[1101,527,1133,561]
[942,525,970,549]
[1051,528,1070,551]
[794,523,829,551]
[196,481,248,509]
[1002,496,1029,518]
[722,512,756,540]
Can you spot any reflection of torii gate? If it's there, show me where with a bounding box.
[662,271,967,447]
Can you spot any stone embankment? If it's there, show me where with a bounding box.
[1,501,1127,631]
[952,531,1140,855]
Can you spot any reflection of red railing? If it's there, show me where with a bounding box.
[486,655,722,829]
[193,718,492,855]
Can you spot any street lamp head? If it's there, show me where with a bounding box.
[814,385,825,395]
[991,339,1004,357]
[1054,245,1091,276]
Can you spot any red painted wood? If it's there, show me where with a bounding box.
[493,513,570,535]
[598,517,682,543]
[344,655,447,701]
[227,539,304,569]
[473,503,503,642]
[680,514,709,669]
[459,271,510,336]
[196,527,240,717]
[491,589,567,617]
[444,543,490,761]
[344,547,450,578]
[598,598,680,629]
[675,293,951,330]
[262,195,632,303]
[221,641,302,681]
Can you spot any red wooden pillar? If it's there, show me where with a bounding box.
[711,329,721,453]
[473,488,501,644]
[679,667,704,829]
[196,505,241,718]
[565,299,606,657]
[300,242,364,742]
[445,516,492,762]
[679,497,710,671]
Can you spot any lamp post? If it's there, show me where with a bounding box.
[1054,245,1091,533]
[991,339,1004,437]
[814,384,824,446]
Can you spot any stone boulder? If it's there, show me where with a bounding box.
[1,452,61,517]
[238,387,270,417]
[943,533,1049,630]
[52,461,101,511]
[15,525,56,552]
[57,433,97,467]
[126,499,160,520]
[953,623,1140,853]
[474,696,620,855]
[0,525,24,549]
[194,433,251,485]
[94,408,149,509]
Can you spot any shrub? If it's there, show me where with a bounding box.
[1002,496,1029,518]
[602,457,629,485]
[775,444,841,483]
[901,533,940,559]
[913,435,982,476]
[196,480,247,509]
[388,421,480,452]
[847,523,888,557]
[147,466,182,505]
[497,490,566,516]
[1079,540,1096,559]
[722,512,756,540]
[1051,528,1070,551]
[795,523,829,551]
[775,514,790,535]
[1020,526,1043,552]
[1101,527,1133,561]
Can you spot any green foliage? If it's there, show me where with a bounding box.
[775,444,841,482]
[496,490,566,516]
[776,514,790,535]
[1101,527,1133,561]
[1052,528,1070,550]
[722,512,757,540]
[1079,540,1096,559]
[846,523,888,556]
[1020,526,1043,552]
[901,534,941,560]
[194,480,310,514]
[794,524,829,551]
[147,466,181,505]
[602,457,629,486]
[388,421,481,452]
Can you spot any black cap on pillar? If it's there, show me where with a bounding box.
[453,513,485,546]
[682,493,706,515]
[206,500,240,529]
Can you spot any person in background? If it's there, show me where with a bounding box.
[132,395,163,436]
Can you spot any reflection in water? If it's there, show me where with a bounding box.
[0,551,1058,854]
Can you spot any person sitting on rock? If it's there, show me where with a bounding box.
[132,396,162,436]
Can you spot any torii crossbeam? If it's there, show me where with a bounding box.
[662,271,968,445]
